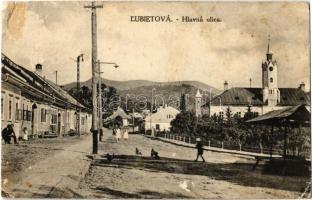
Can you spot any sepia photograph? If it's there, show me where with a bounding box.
[1,0,311,199]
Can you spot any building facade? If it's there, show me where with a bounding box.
[144,105,180,131]
[1,54,92,138]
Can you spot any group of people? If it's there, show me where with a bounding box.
[2,124,29,144]
[112,126,129,141]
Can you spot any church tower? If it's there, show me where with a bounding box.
[262,35,280,106]
[195,89,202,117]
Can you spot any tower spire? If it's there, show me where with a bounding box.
[266,34,273,61]
[267,34,270,54]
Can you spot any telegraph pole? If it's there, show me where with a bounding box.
[55,70,58,85]
[84,1,103,154]
[98,61,103,142]
[76,54,84,137]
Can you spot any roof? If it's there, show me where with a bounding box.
[46,79,86,109]
[2,53,86,110]
[208,88,264,106]
[129,112,143,119]
[278,88,310,106]
[206,87,310,107]
[145,106,180,123]
[104,107,131,122]
[195,89,202,98]
[247,104,310,125]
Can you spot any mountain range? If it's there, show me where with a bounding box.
[63,78,220,110]
[63,78,220,94]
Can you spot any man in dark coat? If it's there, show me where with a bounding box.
[2,124,18,144]
[194,138,205,162]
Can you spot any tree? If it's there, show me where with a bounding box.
[170,111,197,135]
[180,93,187,112]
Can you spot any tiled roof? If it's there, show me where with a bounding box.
[206,87,310,107]
[2,53,86,109]
[208,88,264,106]
[278,88,310,106]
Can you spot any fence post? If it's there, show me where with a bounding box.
[189,137,191,144]
[183,136,186,142]
[208,140,210,148]
[239,144,242,151]
[296,147,299,156]
[221,141,224,149]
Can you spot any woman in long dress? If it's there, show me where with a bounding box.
[115,127,121,141]
[123,128,129,140]
[22,127,28,141]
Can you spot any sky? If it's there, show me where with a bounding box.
[1,1,310,90]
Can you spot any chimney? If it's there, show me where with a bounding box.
[299,82,305,92]
[35,64,43,77]
[224,81,228,91]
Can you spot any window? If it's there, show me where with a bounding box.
[270,78,273,83]
[41,108,46,123]
[15,109,22,121]
[9,100,12,120]
[269,67,273,71]
[51,114,57,125]
[156,124,160,130]
[219,111,224,119]
[236,112,241,118]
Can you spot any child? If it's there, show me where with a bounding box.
[22,127,28,141]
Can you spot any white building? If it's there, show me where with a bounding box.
[144,105,180,131]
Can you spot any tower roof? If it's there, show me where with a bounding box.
[266,35,273,61]
[195,89,202,98]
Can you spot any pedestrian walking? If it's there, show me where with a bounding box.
[22,127,28,141]
[123,129,129,140]
[194,138,205,162]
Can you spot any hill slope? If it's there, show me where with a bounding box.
[63,78,220,94]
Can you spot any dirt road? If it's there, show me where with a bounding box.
[2,129,309,198]
[2,135,93,198]
[81,129,309,199]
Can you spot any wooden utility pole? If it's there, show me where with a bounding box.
[76,54,83,137]
[84,1,103,154]
[55,70,58,85]
[98,61,103,142]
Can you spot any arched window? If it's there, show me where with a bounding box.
[270,78,273,83]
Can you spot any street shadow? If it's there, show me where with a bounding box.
[11,184,84,198]
[94,155,309,193]
[94,186,190,199]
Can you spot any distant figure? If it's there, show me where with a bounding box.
[151,148,160,159]
[22,127,28,141]
[136,148,142,156]
[1,124,18,144]
[115,127,121,141]
[105,153,115,162]
[194,138,205,162]
[123,129,129,140]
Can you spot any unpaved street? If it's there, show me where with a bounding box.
[2,135,93,198]
[80,128,309,199]
[2,128,309,198]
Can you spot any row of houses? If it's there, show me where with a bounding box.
[1,54,92,139]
